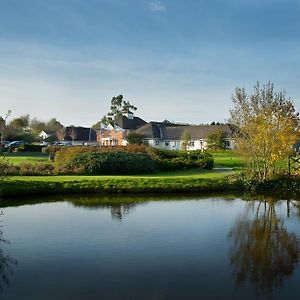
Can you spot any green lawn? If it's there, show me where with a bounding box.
[4,152,49,164]
[210,151,245,169]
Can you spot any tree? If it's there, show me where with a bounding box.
[56,127,66,141]
[46,118,63,133]
[101,95,137,125]
[30,118,46,133]
[0,110,11,145]
[126,132,145,145]
[181,130,191,150]
[69,127,78,142]
[207,130,226,150]
[9,114,29,130]
[230,82,300,180]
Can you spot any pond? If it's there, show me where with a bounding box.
[0,194,300,300]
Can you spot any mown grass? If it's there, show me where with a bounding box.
[0,175,238,198]
[210,151,246,169]
[4,152,49,164]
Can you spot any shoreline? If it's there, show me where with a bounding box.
[1,174,300,199]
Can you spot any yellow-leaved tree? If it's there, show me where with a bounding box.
[230,82,300,180]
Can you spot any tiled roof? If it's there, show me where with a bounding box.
[65,126,97,142]
[135,123,235,140]
[114,115,147,130]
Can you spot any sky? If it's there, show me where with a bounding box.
[1,0,300,127]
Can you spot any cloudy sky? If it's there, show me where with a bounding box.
[1,0,300,126]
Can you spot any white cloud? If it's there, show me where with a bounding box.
[149,1,166,12]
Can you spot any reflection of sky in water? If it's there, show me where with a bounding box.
[1,197,300,300]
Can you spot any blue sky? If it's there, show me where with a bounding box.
[1,0,300,126]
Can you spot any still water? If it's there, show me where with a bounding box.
[0,195,300,300]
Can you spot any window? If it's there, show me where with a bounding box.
[189,141,195,147]
[165,141,169,147]
[155,140,160,146]
[224,140,230,148]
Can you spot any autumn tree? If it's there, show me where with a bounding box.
[207,130,226,150]
[181,130,191,150]
[230,82,300,180]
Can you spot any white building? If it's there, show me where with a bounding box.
[135,122,235,150]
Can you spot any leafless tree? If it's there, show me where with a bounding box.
[56,127,66,142]
[69,127,78,143]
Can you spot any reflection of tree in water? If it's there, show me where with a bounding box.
[0,210,17,295]
[110,204,137,220]
[228,199,300,296]
[69,196,138,221]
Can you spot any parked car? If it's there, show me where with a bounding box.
[53,141,73,146]
[7,140,27,147]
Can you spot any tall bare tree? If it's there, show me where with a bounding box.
[69,127,78,143]
[56,127,66,142]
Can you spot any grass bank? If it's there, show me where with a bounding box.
[1,172,300,198]
[0,170,238,198]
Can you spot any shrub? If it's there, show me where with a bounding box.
[149,149,214,171]
[18,144,44,152]
[53,145,150,171]
[70,151,156,175]
[53,146,214,174]
[0,161,54,176]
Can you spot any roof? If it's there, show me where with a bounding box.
[114,115,147,130]
[135,123,235,140]
[65,126,97,142]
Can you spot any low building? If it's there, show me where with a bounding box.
[39,130,55,140]
[135,123,235,150]
[65,126,97,145]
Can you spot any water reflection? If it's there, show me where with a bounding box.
[229,198,300,296]
[0,210,17,295]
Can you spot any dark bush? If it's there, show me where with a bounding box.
[18,144,44,152]
[70,151,156,175]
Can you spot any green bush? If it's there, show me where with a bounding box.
[151,149,214,171]
[70,151,156,175]
[18,144,44,152]
[0,161,54,176]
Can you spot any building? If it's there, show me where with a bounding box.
[39,130,55,140]
[97,112,147,146]
[135,123,235,150]
[65,126,97,145]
